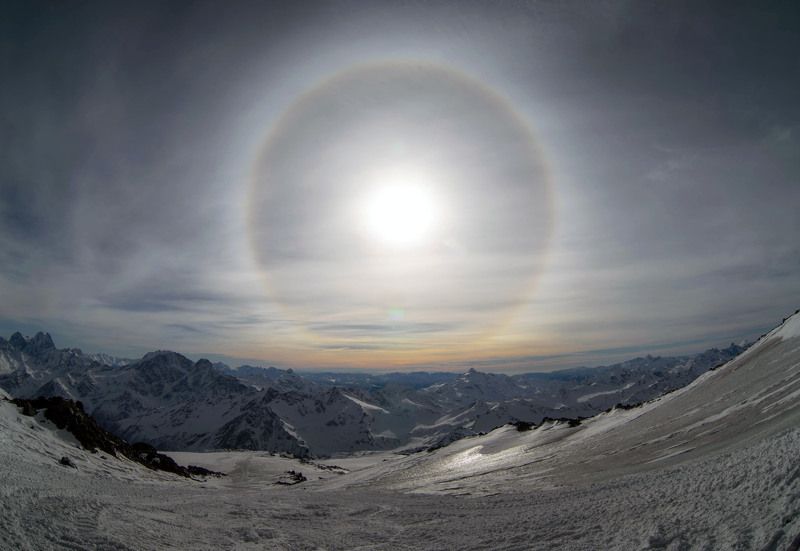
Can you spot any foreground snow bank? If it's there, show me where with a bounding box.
[2,421,799,550]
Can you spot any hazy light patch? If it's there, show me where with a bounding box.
[360,170,440,249]
[247,62,552,360]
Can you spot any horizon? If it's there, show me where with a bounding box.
[0,319,763,376]
[2,2,799,371]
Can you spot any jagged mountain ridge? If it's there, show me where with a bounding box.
[0,331,746,456]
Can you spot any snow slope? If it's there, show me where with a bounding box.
[330,310,800,500]
[2,398,799,550]
[0,312,798,550]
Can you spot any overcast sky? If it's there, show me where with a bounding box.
[1,1,799,372]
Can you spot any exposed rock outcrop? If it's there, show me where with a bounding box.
[11,396,224,478]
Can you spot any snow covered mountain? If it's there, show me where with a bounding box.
[0,339,308,455]
[0,330,746,456]
[1,311,797,550]
[0,337,384,455]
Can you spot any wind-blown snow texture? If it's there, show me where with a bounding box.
[0,311,798,549]
[0,330,745,456]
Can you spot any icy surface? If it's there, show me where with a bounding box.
[0,313,799,550]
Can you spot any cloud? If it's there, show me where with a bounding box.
[309,321,457,337]
[1,2,798,370]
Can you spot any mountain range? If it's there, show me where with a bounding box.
[0,331,746,457]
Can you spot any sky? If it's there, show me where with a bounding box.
[1,1,799,372]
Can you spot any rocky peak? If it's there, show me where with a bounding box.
[27,332,56,354]
[325,387,347,404]
[142,350,186,362]
[3,331,55,355]
[461,368,492,382]
[262,387,283,403]
[9,332,27,350]
[137,351,195,372]
[194,359,213,371]
[128,351,194,391]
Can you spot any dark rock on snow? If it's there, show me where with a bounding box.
[12,396,224,478]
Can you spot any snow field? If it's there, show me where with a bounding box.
[1,312,799,549]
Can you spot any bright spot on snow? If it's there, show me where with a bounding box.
[446,446,485,470]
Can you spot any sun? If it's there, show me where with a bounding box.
[362,180,438,248]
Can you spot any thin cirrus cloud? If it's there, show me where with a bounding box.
[0,1,798,371]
